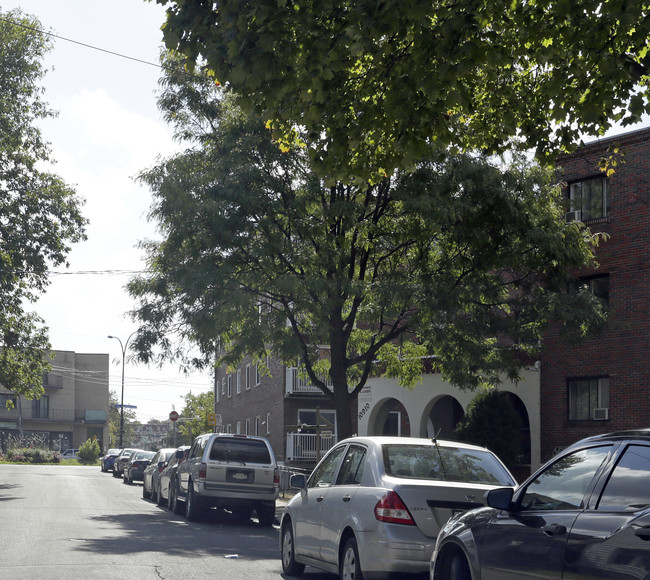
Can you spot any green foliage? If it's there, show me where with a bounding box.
[155,0,650,182]
[0,8,87,399]
[453,390,522,470]
[178,391,215,442]
[128,55,603,438]
[77,437,101,463]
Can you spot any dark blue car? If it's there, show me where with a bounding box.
[100,448,121,472]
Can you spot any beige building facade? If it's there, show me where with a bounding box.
[0,350,109,452]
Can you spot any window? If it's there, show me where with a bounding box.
[519,446,611,510]
[569,377,610,421]
[245,418,250,435]
[308,444,347,488]
[0,393,16,408]
[236,369,241,394]
[245,364,251,390]
[255,415,260,436]
[598,445,650,512]
[236,421,241,434]
[570,274,610,306]
[266,412,271,435]
[216,382,220,403]
[226,424,232,434]
[298,409,336,433]
[569,176,607,221]
[32,396,49,419]
[255,363,261,386]
[336,445,367,485]
[227,374,232,398]
[221,377,225,396]
[209,437,271,463]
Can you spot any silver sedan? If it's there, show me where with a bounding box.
[280,436,516,579]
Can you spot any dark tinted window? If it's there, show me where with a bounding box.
[520,446,610,510]
[209,437,271,464]
[336,445,366,485]
[598,444,650,512]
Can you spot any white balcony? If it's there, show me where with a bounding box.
[286,432,338,461]
[286,367,333,395]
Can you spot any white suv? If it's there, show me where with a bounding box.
[176,433,279,525]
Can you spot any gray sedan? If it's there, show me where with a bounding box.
[280,436,515,579]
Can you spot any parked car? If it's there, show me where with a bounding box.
[280,436,516,579]
[112,448,140,478]
[142,448,177,500]
[160,445,190,511]
[100,448,121,472]
[176,433,279,524]
[123,450,156,484]
[431,429,650,580]
[59,449,79,460]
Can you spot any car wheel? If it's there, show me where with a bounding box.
[281,522,305,576]
[170,483,184,515]
[112,468,120,478]
[256,503,275,527]
[446,552,471,580]
[340,537,363,580]
[143,481,151,499]
[185,481,204,521]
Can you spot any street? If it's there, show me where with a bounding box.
[0,464,336,580]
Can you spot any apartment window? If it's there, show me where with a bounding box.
[227,375,232,398]
[569,176,607,221]
[0,394,16,408]
[245,364,251,390]
[221,377,225,396]
[569,377,610,421]
[32,396,49,419]
[236,369,241,394]
[254,415,260,436]
[266,412,271,435]
[227,424,232,434]
[570,274,610,306]
[236,421,241,434]
[255,363,261,386]
[245,418,251,435]
[298,409,337,433]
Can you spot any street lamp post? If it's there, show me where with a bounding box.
[108,331,138,448]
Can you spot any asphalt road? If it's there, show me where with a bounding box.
[0,464,337,580]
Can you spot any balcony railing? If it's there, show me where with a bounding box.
[286,432,337,461]
[286,367,333,395]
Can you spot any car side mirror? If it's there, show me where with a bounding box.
[485,487,515,511]
[290,474,306,489]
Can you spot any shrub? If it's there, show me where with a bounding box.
[453,389,522,470]
[77,437,101,463]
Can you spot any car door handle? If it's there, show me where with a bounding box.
[542,524,567,536]
[342,495,351,502]
[635,527,650,541]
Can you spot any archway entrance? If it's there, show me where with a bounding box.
[426,395,464,439]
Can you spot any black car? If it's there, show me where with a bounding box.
[112,448,140,478]
[431,429,650,580]
[123,450,156,484]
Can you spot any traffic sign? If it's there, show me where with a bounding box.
[207,412,217,426]
[169,410,179,422]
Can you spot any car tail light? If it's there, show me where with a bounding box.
[374,491,415,525]
[199,462,207,480]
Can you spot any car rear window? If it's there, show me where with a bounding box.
[382,444,515,486]
[209,438,272,464]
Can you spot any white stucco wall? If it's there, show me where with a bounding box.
[356,369,541,472]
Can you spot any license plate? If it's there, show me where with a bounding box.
[227,468,254,484]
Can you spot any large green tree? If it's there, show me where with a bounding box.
[127,58,604,438]
[153,0,650,182]
[178,391,215,442]
[0,9,87,400]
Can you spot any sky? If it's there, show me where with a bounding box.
[1,0,214,422]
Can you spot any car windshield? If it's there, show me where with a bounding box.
[382,444,515,486]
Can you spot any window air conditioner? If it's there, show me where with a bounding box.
[565,210,583,222]
[593,408,609,421]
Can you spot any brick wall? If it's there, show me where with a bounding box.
[541,127,650,461]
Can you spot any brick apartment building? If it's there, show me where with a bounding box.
[0,350,109,452]
[539,126,650,461]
